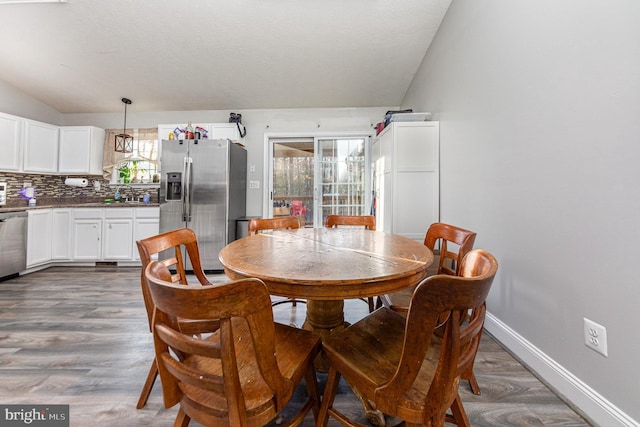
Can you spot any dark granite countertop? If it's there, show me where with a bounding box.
[0,199,159,213]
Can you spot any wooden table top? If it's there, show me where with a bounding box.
[219,228,433,300]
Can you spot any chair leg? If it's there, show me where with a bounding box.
[174,408,190,427]
[317,366,341,427]
[136,358,158,409]
[359,297,376,312]
[304,364,321,421]
[449,394,470,427]
[466,370,481,395]
[464,324,483,395]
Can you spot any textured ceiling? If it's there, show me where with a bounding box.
[0,0,451,113]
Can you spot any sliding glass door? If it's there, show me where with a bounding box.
[271,138,315,225]
[268,134,371,228]
[316,137,368,225]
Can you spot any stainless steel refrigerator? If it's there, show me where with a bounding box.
[159,138,247,271]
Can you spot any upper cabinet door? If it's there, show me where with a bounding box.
[24,119,59,173]
[58,126,91,174]
[0,112,23,172]
[58,126,105,175]
[208,123,239,141]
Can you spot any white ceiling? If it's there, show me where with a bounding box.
[0,0,451,114]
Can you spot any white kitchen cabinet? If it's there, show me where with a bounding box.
[208,123,240,141]
[51,209,71,260]
[27,206,159,267]
[58,126,105,175]
[103,208,134,260]
[27,209,52,267]
[23,119,59,173]
[0,112,23,172]
[158,124,177,141]
[72,209,102,260]
[133,207,159,261]
[373,121,439,242]
[158,123,240,141]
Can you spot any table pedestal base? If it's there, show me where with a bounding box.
[301,299,386,427]
[301,300,347,372]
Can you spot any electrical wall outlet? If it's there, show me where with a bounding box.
[584,318,608,357]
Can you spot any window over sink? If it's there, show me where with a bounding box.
[104,128,159,185]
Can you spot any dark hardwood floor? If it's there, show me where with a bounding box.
[0,266,591,426]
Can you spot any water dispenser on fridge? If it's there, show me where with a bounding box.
[165,172,182,201]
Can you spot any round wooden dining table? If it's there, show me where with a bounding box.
[219,227,433,427]
[219,227,432,349]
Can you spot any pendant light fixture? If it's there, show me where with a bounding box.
[114,97,133,153]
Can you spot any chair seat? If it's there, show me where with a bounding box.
[322,307,448,423]
[377,286,415,313]
[178,318,321,424]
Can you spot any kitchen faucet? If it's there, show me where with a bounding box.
[124,185,135,202]
[115,185,136,202]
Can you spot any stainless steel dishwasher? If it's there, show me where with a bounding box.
[0,210,27,280]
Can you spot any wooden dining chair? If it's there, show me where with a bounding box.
[317,249,498,427]
[134,227,218,409]
[144,260,322,427]
[378,222,480,394]
[326,214,377,312]
[248,216,305,307]
[379,223,477,312]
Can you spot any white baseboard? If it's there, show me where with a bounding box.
[484,312,638,427]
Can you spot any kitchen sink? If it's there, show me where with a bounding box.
[80,201,136,206]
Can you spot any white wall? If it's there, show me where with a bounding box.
[0,79,62,124]
[64,107,391,216]
[402,0,640,424]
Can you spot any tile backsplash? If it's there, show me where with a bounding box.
[0,172,158,207]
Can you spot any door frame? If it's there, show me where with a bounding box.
[264,131,374,227]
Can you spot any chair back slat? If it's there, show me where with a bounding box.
[326,214,376,230]
[247,216,301,235]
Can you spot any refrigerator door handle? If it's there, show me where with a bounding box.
[182,156,192,222]
[186,157,193,222]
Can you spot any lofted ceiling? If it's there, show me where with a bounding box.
[0,0,451,114]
